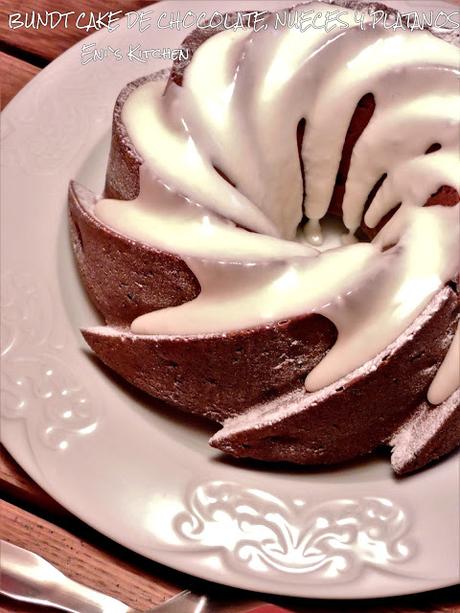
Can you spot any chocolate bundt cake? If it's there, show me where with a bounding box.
[69,1,460,474]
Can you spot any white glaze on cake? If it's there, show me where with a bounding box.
[94,2,460,398]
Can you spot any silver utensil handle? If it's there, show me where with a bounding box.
[0,540,134,613]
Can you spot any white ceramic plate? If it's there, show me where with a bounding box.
[1,0,459,600]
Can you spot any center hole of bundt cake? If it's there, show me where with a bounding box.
[295,94,377,249]
[298,214,355,251]
[294,100,377,251]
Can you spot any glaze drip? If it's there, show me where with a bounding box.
[94,2,460,399]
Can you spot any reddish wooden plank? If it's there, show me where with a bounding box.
[0,498,178,611]
[0,446,67,517]
[0,51,39,109]
[0,1,157,62]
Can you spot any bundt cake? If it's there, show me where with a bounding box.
[69,1,460,474]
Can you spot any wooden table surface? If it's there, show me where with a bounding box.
[1,1,459,611]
